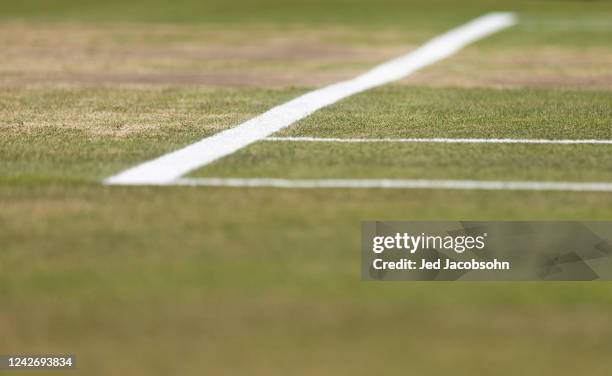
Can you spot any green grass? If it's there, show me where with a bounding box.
[2,0,612,28]
[279,86,612,139]
[3,185,612,375]
[0,87,302,183]
[193,142,612,181]
[3,84,612,375]
[2,0,612,375]
[194,86,612,183]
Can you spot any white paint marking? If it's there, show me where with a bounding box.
[173,178,612,192]
[104,12,516,185]
[265,136,612,145]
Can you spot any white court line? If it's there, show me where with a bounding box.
[104,12,516,185]
[173,178,612,192]
[265,136,612,145]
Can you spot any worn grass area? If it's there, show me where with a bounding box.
[0,23,415,88]
[1,2,611,89]
[406,15,612,89]
[0,87,302,183]
[2,18,611,89]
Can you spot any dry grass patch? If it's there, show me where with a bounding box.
[0,22,413,88]
[405,47,612,89]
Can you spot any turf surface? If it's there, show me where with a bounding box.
[1,1,612,375]
[194,141,612,182]
[280,86,612,139]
